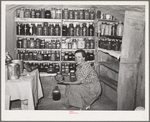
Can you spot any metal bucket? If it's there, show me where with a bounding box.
[8,63,20,80]
[12,60,23,74]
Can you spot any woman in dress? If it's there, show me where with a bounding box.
[58,49,101,110]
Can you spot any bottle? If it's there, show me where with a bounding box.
[62,24,67,36]
[116,21,124,36]
[17,37,23,48]
[36,24,43,35]
[45,9,51,18]
[52,85,61,101]
[82,23,87,36]
[88,23,94,36]
[75,24,81,36]
[16,22,22,35]
[51,8,56,19]
[48,51,51,61]
[41,8,45,18]
[69,23,74,36]
[55,24,60,36]
[63,8,68,19]
[43,22,49,36]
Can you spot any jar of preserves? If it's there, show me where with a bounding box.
[48,51,51,60]
[63,8,68,19]
[75,24,81,36]
[28,52,33,60]
[74,10,79,19]
[82,23,87,36]
[51,51,55,61]
[45,42,49,49]
[30,38,35,48]
[69,23,74,36]
[108,23,112,36]
[61,51,65,61]
[104,23,109,35]
[52,85,61,101]
[79,9,84,19]
[49,24,55,36]
[90,38,95,49]
[88,23,94,36]
[70,70,77,82]
[56,40,61,49]
[36,38,41,49]
[24,9,30,18]
[43,22,49,36]
[31,9,36,18]
[55,24,60,36]
[62,24,68,36]
[56,8,61,19]
[40,39,45,49]
[78,38,85,49]
[100,22,106,36]
[17,37,23,48]
[32,23,36,35]
[35,9,41,18]
[16,8,21,18]
[24,50,29,60]
[51,8,56,19]
[111,23,116,36]
[116,21,124,36]
[72,39,77,49]
[20,8,24,18]
[36,24,43,35]
[41,8,45,18]
[23,38,27,48]
[69,9,74,19]
[90,10,95,20]
[85,38,90,49]
[45,10,51,18]
[84,9,89,20]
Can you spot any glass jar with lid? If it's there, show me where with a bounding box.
[74,10,79,19]
[84,9,89,20]
[36,24,43,35]
[56,8,61,19]
[63,8,68,19]
[82,23,87,36]
[79,9,84,19]
[49,24,55,36]
[43,22,49,36]
[75,24,81,36]
[51,8,56,19]
[62,24,68,36]
[45,9,51,18]
[69,9,74,19]
[55,24,60,36]
[41,8,45,18]
[69,23,74,36]
[24,9,30,18]
[35,9,41,18]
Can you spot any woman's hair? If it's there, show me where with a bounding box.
[75,49,86,59]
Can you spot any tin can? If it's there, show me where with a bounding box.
[12,60,24,74]
[8,63,20,80]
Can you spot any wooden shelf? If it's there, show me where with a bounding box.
[16,35,61,38]
[98,48,121,59]
[62,36,95,38]
[15,18,61,23]
[24,60,60,63]
[39,72,57,77]
[16,48,61,51]
[99,75,118,91]
[99,61,119,73]
[97,19,118,23]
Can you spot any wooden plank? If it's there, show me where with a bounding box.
[99,75,118,91]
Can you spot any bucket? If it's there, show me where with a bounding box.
[12,60,23,74]
[8,63,20,80]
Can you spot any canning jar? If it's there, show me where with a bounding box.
[55,24,60,36]
[35,9,41,18]
[75,24,81,36]
[69,9,74,19]
[79,9,84,19]
[90,9,95,20]
[74,10,79,19]
[51,8,56,19]
[20,8,24,18]
[49,24,55,36]
[43,22,49,36]
[84,9,89,20]
[82,23,87,36]
[116,21,124,36]
[31,9,36,18]
[56,8,61,19]
[41,8,45,18]
[23,38,27,48]
[63,8,68,19]
[88,23,94,36]
[62,24,68,36]
[45,10,51,18]
[36,24,43,35]
[69,23,74,36]
[30,38,35,48]
[24,9,30,18]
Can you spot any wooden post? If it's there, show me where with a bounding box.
[117,11,145,110]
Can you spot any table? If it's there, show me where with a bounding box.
[5,69,43,110]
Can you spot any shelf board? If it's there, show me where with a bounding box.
[24,60,60,63]
[99,61,119,73]
[63,19,95,22]
[98,48,121,59]
[15,18,61,23]
[62,36,95,38]
[39,72,57,77]
[99,75,118,91]
[16,48,61,51]
[16,35,61,38]
[61,49,95,51]
[97,19,119,23]
[99,35,122,39]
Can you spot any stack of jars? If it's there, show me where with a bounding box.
[62,23,94,36]
[17,50,60,61]
[17,38,61,49]
[98,38,122,51]
[99,21,124,37]
[16,8,61,19]
[28,63,60,73]
[61,51,75,61]
[16,22,61,36]
[62,8,95,20]
[61,63,77,75]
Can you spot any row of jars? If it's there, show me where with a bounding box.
[62,38,95,49]
[17,50,61,61]
[62,23,94,36]
[98,21,124,37]
[62,8,95,20]
[16,22,61,36]
[16,8,61,19]
[17,38,61,49]
[98,38,122,51]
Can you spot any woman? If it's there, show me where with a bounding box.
[58,49,101,110]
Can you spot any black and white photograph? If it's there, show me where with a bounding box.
[1,1,149,121]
